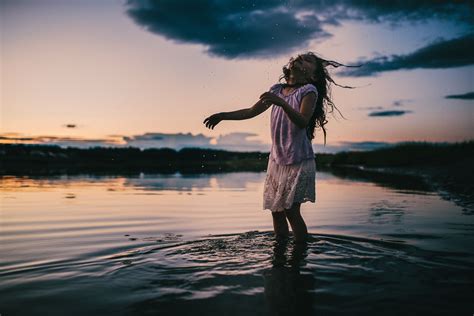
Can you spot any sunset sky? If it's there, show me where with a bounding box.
[1,0,473,153]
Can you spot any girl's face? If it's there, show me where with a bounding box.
[287,54,317,84]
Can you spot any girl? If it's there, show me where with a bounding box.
[203,52,352,242]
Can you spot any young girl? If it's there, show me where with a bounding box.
[203,52,351,242]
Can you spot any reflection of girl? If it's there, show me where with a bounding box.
[263,238,313,315]
[204,52,354,242]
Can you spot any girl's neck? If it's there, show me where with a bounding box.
[283,82,306,88]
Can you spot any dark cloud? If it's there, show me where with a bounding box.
[125,0,472,59]
[64,124,77,128]
[368,110,412,117]
[339,34,474,77]
[445,91,474,100]
[125,1,326,58]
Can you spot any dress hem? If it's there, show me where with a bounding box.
[263,197,316,213]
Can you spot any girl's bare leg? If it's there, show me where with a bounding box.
[271,211,289,238]
[284,203,308,242]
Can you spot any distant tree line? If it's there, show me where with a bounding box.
[0,145,269,174]
[328,140,474,167]
[0,140,472,175]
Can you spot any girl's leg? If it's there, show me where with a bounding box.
[284,203,308,242]
[271,211,289,238]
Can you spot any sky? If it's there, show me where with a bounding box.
[1,0,473,153]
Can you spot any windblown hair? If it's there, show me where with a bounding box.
[280,52,359,145]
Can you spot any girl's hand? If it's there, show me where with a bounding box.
[203,113,223,130]
[259,92,287,107]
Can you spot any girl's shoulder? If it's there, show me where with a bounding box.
[268,83,282,94]
[298,83,318,98]
[268,83,318,98]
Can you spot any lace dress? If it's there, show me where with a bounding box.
[263,156,316,212]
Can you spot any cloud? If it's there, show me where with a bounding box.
[2,131,442,153]
[358,99,412,111]
[445,91,474,100]
[368,110,412,117]
[311,140,407,153]
[339,33,474,77]
[124,0,472,59]
[334,141,396,152]
[123,132,213,149]
[0,132,270,152]
[392,99,412,106]
[63,124,77,128]
[125,1,327,59]
[213,132,269,151]
[357,106,383,110]
[0,134,119,148]
[122,132,270,151]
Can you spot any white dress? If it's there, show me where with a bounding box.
[263,155,316,212]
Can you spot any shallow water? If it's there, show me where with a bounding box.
[1,171,473,315]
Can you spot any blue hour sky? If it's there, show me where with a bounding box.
[1,0,473,153]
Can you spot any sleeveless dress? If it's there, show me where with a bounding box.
[263,83,317,212]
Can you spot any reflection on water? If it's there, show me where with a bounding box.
[368,199,409,225]
[1,170,474,315]
[264,238,313,316]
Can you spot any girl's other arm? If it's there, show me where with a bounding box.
[203,99,271,130]
[259,92,316,129]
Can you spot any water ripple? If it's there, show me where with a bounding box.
[1,231,473,316]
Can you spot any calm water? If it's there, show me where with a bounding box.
[1,170,473,315]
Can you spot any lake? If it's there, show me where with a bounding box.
[1,170,473,315]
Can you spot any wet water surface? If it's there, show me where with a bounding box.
[1,171,473,315]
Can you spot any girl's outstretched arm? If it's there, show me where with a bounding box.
[203,99,271,130]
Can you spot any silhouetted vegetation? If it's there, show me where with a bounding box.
[327,140,474,167]
[0,145,269,174]
[1,140,472,175]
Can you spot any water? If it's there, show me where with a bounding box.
[1,171,473,315]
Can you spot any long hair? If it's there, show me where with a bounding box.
[280,52,358,146]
